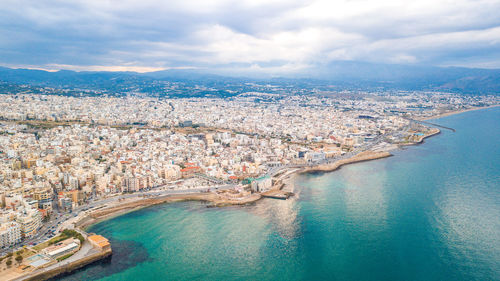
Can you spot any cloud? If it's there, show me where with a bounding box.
[0,0,500,74]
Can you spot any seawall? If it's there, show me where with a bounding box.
[399,127,441,146]
[77,193,264,229]
[21,249,112,281]
[301,150,393,174]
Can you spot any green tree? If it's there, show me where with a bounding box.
[43,214,51,222]
[6,259,12,267]
[15,255,23,264]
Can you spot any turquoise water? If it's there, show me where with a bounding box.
[60,107,500,281]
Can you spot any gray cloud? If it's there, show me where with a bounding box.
[1,0,500,73]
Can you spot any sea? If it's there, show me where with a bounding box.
[58,106,500,281]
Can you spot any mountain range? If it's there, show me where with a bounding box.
[1,61,500,95]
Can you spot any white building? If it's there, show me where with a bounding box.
[161,165,181,181]
[305,152,326,163]
[251,176,273,192]
[43,239,80,259]
[0,221,21,247]
[16,208,42,238]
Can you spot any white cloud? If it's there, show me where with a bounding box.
[1,0,500,72]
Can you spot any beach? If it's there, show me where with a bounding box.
[419,104,500,121]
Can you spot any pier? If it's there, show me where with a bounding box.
[404,118,456,132]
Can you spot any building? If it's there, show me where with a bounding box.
[42,238,80,259]
[179,120,193,127]
[88,234,111,251]
[33,188,53,209]
[59,190,84,205]
[305,152,326,163]
[121,175,148,192]
[180,166,201,178]
[250,176,273,192]
[16,208,42,238]
[0,222,21,247]
[59,197,73,212]
[160,165,181,180]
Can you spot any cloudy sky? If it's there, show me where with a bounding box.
[1,0,500,74]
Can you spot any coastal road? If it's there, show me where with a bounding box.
[265,134,390,178]
[2,135,394,255]
[0,184,236,256]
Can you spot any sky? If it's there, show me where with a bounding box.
[1,0,500,74]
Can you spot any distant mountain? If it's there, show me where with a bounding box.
[1,62,499,94]
[306,61,500,93]
[141,69,225,81]
[0,67,156,93]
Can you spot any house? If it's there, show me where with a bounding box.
[88,234,111,251]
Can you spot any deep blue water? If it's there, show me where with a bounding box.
[59,107,500,281]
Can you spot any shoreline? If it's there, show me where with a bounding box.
[77,104,498,231]
[78,192,263,230]
[299,150,393,174]
[20,249,112,281]
[3,123,451,281]
[399,127,441,146]
[419,104,499,121]
[77,150,394,230]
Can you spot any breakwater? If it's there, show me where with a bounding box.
[405,118,455,132]
[301,150,392,173]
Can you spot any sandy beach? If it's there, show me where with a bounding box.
[419,104,500,121]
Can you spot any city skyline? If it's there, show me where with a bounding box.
[1,1,499,280]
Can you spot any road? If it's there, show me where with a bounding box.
[4,135,395,256]
[0,183,235,256]
[266,133,389,178]
[2,133,398,256]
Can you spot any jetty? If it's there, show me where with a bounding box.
[404,117,456,132]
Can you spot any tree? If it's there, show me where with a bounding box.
[6,259,12,267]
[15,255,23,264]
